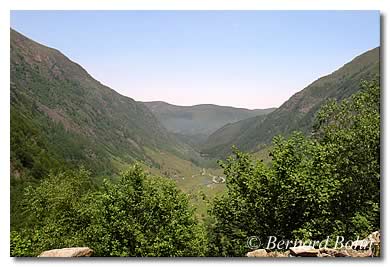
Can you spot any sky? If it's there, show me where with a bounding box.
[10,11,380,109]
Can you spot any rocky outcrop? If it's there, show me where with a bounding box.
[246,231,380,258]
[352,231,380,250]
[38,247,93,257]
[289,246,319,257]
[246,249,268,257]
[247,246,373,258]
[318,248,350,257]
[246,249,289,257]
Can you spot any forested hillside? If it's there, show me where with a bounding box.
[10,29,205,232]
[201,47,380,158]
[11,29,198,181]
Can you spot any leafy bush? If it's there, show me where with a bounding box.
[208,79,380,256]
[11,165,207,257]
[87,164,207,256]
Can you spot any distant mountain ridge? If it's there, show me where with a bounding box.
[201,47,380,158]
[142,101,275,148]
[142,101,275,136]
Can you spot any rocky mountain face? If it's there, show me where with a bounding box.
[10,29,195,178]
[201,47,380,158]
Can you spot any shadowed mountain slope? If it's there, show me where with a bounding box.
[201,47,380,158]
[10,29,196,178]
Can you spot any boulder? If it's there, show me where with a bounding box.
[352,231,380,250]
[347,249,373,257]
[246,249,268,257]
[334,250,350,257]
[351,239,371,250]
[319,253,332,257]
[319,248,336,256]
[366,231,380,244]
[267,251,289,257]
[289,246,319,257]
[38,247,93,257]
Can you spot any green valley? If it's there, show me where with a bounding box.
[9,26,380,258]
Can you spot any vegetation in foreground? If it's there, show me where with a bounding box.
[11,79,380,256]
[11,165,207,257]
[208,79,380,256]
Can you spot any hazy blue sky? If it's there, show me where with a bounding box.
[11,11,379,109]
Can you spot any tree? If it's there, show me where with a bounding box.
[208,148,275,256]
[312,78,380,238]
[209,79,380,256]
[11,168,96,256]
[88,164,207,256]
[11,165,207,257]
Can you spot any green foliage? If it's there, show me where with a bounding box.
[87,164,207,256]
[10,231,36,257]
[10,109,65,180]
[312,78,380,238]
[11,165,207,257]
[209,79,380,256]
[208,148,274,256]
[11,168,96,256]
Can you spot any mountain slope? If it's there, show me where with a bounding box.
[142,101,275,147]
[201,47,380,158]
[10,29,193,178]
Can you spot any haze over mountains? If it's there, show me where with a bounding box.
[10,28,379,180]
[142,101,275,148]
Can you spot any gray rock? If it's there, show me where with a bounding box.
[246,249,268,257]
[352,231,380,250]
[38,247,94,257]
[289,246,319,257]
[334,250,350,257]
